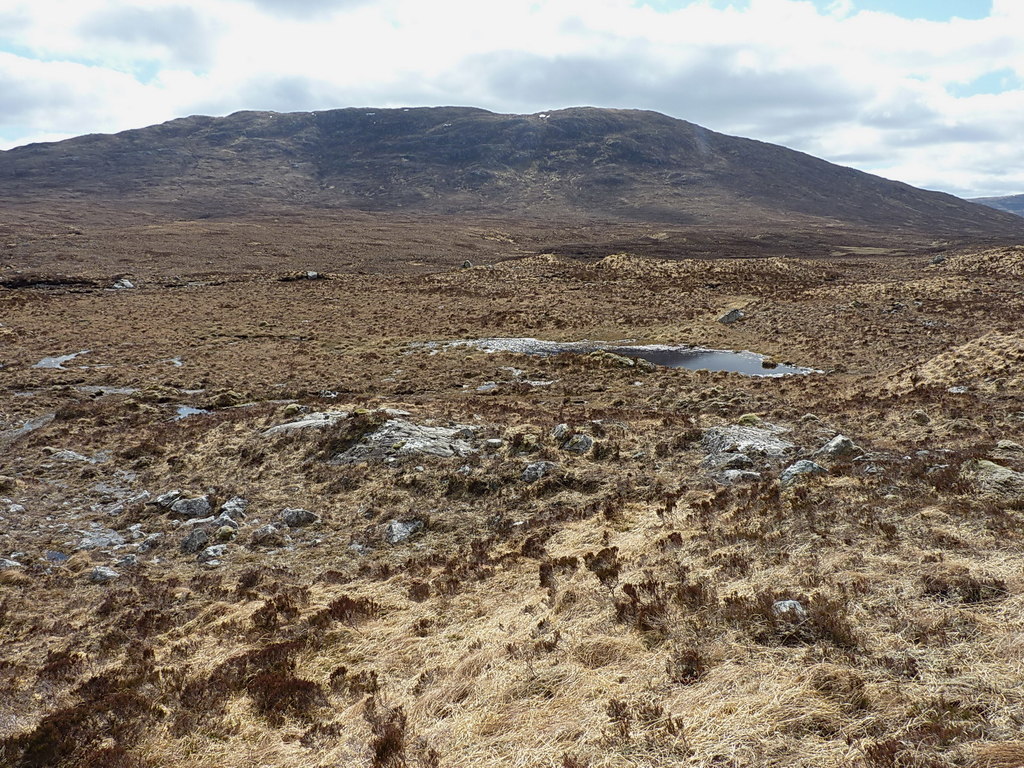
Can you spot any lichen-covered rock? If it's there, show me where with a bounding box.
[961,460,1024,500]
[780,460,827,488]
[336,420,477,463]
[385,519,424,544]
[702,425,796,458]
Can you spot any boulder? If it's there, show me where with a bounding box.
[180,529,209,554]
[814,435,862,461]
[89,566,119,584]
[561,434,594,454]
[780,460,827,488]
[250,523,287,548]
[961,460,1024,500]
[336,420,477,463]
[702,425,796,458]
[170,496,212,519]
[385,519,424,544]
[281,508,319,527]
[522,461,557,483]
[718,308,746,325]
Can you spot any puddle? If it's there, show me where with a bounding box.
[173,405,210,420]
[33,350,90,369]
[449,338,818,377]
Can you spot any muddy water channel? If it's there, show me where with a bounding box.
[450,338,819,377]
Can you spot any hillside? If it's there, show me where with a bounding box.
[973,194,1024,217]
[1,106,1022,238]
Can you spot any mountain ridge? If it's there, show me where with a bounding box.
[2,106,1021,238]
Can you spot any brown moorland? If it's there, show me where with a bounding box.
[1,108,1023,768]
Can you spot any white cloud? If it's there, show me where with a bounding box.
[0,0,1022,196]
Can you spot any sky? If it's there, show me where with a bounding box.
[0,0,1020,199]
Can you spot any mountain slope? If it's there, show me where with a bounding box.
[1,106,1021,236]
[973,194,1024,217]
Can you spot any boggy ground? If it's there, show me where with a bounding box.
[1,218,1024,768]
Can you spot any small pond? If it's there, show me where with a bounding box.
[449,338,818,377]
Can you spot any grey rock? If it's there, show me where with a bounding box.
[701,452,755,471]
[170,496,212,519]
[718,308,746,325]
[199,544,228,563]
[551,423,572,441]
[717,470,762,485]
[45,550,70,564]
[219,496,249,520]
[111,278,136,289]
[137,533,162,552]
[0,558,22,570]
[522,461,556,483]
[930,254,947,265]
[180,528,209,554]
[484,438,504,450]
[152,490,182,508]
[772,599,807,622]
[8,503,26,515]
[336,419,477,463]
[281,507,319,527]
[89,566,119,584]
[961,460,1024,500]
[561,434,594,454]
[814,435,861,461]
[262,410,349,436]
[77,527,126,550]
[476,382,499,393]
[115,554,138,568]
[51,449,95,463]
[250,523,286,548]
[702,425,796,458]
[385,519,424,544]
[780,460,827,488]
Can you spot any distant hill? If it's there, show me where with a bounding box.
[1,106,1022,237]
[973,194,1024,217]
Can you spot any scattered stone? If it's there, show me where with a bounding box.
[51,449,95,463]
[0,558,22,570]
[551,423,571,441]
[220,496,249,520]
[718,308,746,325]
[169,496,212,519]
[522,461,556,483]
[385,519,424,544]
[814,435,862,461]
[701,452,755,471]
[77,527,126,550]
[8,503,26,515]
[180,528,209,554]
[930,254,947,265]
[152,490,182,508]
[717,470,762,485]
[911,410,931,425]
[262,410,350,436]
[199,544,228,563]
[281,508,319,527]
[561,434,594,454]
[702,425,797,458]
[89,566,119,584]
[461,260,473,269]
[137,534,162,553]
[111,278,135,290]
[115,554,138,568]
[772,599,808,622]
[45,550,69,564]
[250,523,286,548]
[484,438,504,450]
[780,460,827,488]
[476,382,499,393]
[961,460,1024,500]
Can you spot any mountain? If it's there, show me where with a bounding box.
[973,194,1024,217]
[1,106,1021,237]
